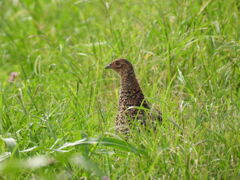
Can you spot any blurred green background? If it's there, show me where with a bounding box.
[0,0,239,179]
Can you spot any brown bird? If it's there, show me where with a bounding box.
[105,58,162,134]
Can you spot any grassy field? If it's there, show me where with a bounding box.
[0,0,240,179]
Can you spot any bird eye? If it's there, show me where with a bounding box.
[115,61,120,66]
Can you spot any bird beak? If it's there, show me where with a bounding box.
[105,64,112,69]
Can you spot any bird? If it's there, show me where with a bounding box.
[105,58,162,134]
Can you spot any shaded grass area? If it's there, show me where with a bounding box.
[0,0,239,179]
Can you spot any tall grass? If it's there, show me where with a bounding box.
[0,0,239,179]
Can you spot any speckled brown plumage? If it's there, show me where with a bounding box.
[105,58,162,134]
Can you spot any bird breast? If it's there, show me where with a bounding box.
[119,89,145,110]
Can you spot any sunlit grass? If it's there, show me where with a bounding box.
[0,0,239,179]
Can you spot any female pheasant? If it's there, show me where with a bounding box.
[105,58,162,134]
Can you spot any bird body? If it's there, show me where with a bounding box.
[105,59,161,134]
[117,70,149,133]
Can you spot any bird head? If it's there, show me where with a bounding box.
[105,59,134,75]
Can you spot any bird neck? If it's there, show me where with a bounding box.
[120,71,141,92]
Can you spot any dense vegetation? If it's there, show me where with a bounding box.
[0,0,239,179]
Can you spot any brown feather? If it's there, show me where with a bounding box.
[106,58,162,134]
